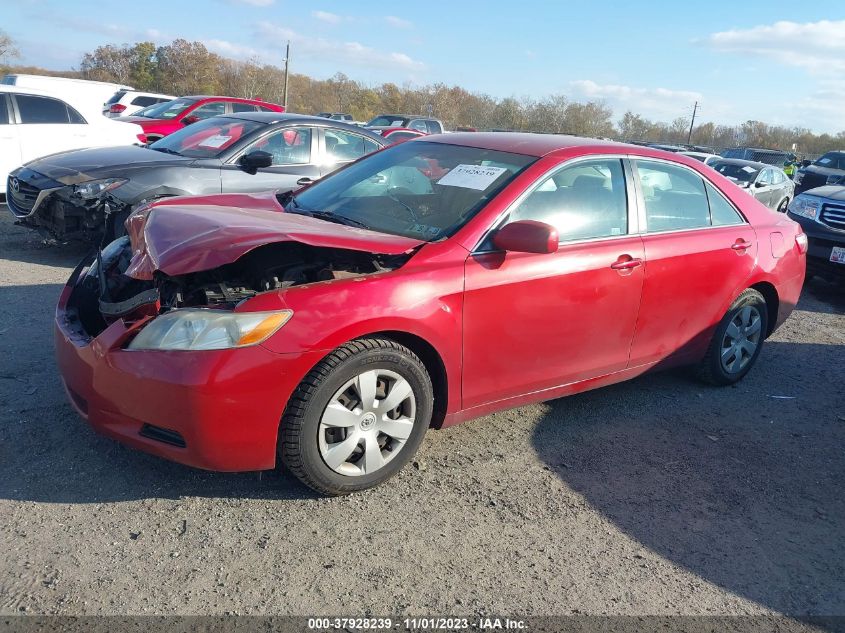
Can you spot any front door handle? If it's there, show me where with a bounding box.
[296,177,315,186]
[610,255,643,271]
[731,239,753,252]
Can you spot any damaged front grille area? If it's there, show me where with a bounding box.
[66,236,409,340]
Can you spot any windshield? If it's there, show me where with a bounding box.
[711,161,760,183]
[287,141,536,241]
[134,97,195,119]
[367,115,410,127]
[814,152,845,169]
[148,117,265,158]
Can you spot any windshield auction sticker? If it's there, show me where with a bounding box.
[437,164,508,190]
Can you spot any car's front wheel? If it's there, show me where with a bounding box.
[280,338,433,495]
[696,288,768,386]
[777,197,790,213]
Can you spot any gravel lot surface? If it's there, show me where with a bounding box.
[0,206,843,617]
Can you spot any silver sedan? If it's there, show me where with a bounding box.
[710,158,795,212]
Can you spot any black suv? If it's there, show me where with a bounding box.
[794,151,845,195]
[787,185,845,280]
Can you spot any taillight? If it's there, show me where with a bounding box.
[136,133,148,144]
[796,232,808,254]
[109,103,127,114]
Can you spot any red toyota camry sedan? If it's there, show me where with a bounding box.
[55,134,807,494]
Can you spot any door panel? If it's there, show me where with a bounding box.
[629,226,757,366]
[462,236,645,410]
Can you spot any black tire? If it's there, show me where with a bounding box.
[777,197,790,213]
[280,338,433,495]
[696,288,768,386]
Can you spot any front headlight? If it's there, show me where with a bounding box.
[788,195,821,220]
[128,309,293,351]
[73,178,127,199]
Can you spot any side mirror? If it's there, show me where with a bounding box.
[754,181,765,188]
[181,115,200,125]
[492,220,558,254]
[239,150,273,171]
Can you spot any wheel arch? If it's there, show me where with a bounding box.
[363,330,449,429]
[749,281,779,338]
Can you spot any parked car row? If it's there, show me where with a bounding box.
[7,114,387,240]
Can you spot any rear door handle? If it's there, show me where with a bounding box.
[610,256,643,270]
[731,239,753,251]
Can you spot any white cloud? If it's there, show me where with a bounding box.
[312,10,344,25]
[570,80,703,121]
[205,38,270,60]
[704,20,845,73]
[255,21,424,71]
[384,16,412,29]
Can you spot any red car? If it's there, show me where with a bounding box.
[378,127,427,144]
[55,134,807,494]
[123,95,284,141]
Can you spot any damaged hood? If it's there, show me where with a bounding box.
[124,191,424,280]
[25,145,192,185]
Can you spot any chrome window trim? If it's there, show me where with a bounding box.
[630,156,750,235]
[471,154,639,254]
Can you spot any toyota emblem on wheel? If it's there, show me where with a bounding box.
[10,178,19,193]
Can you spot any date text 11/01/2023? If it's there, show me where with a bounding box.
[307,617,527,630]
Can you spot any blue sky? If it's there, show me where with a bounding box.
[2,0,844,133]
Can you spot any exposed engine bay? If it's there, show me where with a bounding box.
[66,237,408,339]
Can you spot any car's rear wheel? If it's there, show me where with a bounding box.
[696,288,768,386]
[280,338,432,495]
[777,197,790,213]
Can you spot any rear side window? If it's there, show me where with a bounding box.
[426,120,443,134]
[0,95,8,124]
[131,95,159,107]
[637,161,710,232]
[508,158,628,242]
[325,129,368,162]
[232,102,258,113]
[409,119,428,133]
[705,183,744,226]
[106,91,126,105]
[190,101,227,119]
[16,94,85,124]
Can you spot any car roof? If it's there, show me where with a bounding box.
[0,84,116,120]
[181,95,271,102]
[218,113,387,139]
[711,158,771,170]
[418,132,636,157]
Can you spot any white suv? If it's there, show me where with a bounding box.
[103,90,175,118]
[0,85,145,196]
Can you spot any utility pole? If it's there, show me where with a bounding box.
[686,101,698,144]
[282,41,290,111]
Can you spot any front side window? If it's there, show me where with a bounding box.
[637,160,710,232]
[148,117,265,158]
[244,126,312,165]
[506,158,628,242]
[135,98,194,119]
[289,141,535,241]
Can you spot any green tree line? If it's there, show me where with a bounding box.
[2,32,843,155]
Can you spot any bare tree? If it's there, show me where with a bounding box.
[0,29,20,63]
